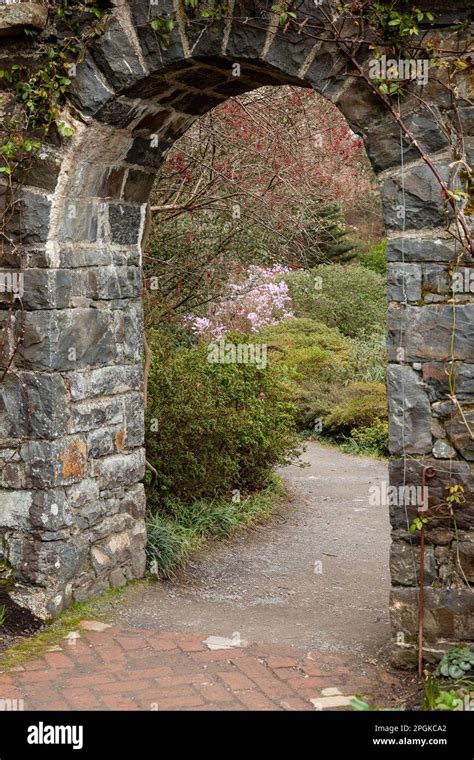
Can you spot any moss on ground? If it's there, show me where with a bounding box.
[0,582,146,672]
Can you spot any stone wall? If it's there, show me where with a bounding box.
[0,1,472,652]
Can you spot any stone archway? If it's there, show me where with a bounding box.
[0,1,472,654]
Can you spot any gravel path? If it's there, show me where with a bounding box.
[109,442,391,657]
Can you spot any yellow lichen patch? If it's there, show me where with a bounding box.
[58,440,87,480]
[115,429,125,451]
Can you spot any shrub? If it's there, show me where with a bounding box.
[145,329,299,508]
[258,317,349,382]
[292,380,349,432]
[346,332,387,383]
[258,319,388,435]
[340,420,389,458]
[324,381,387,435]
[358,239,387,276]
[304,202,357,264]
[257,317,351,430]
[187,266,294,339]
[284,263,386,338]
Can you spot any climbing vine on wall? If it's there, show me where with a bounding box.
[0,1,109,178]
[150,0,227,49]
[0,0,110,400]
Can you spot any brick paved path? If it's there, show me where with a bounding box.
[0,622,409,711]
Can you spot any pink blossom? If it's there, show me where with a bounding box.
[187,266,294,339]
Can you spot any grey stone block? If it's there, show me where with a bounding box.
[9,190,51,244]
[387,364,432,453]
[125,137,168,170]
[123,393,144,448]
[389,458,474,532]
[109,204,143,245]
[68,365,143,401]
[91,17,146,91]
[0,490,32,529]
[226,0,269,59]
[366,108,449,173]
[86,266,142,300]
[390,542,437,586]
[445,409,474,461]
[68,55,113,117]
[70,398,124,434]
[87,425,123,459]
[387,263,421,302]
[421,263,450,295]
[0,372,68,440]
[58,246,113,269]
[22,437,88,488]
[382,163,450,230]
[388,304,474,361]
[0,3,48,36]
[387,236,458,263]
[432,439,456,459]
[58,200,99,243]
[90,449,145,489]
[30,490,73,532]
[390,588,474,641]
[17,309,118,371]
[9,535,86,587]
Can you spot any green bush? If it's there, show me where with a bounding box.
[258,319,387,435]
[145,329,299,508]
[358,239,387,276]
[324,381,387,434]
[259,317,349,383]
[258,318,352,430]
[346,332,387,383]
[284,263,386,338]
[339,420,389,458]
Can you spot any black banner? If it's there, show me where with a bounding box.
[0,709,472,757]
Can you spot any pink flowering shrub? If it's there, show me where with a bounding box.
[187,266,294,339]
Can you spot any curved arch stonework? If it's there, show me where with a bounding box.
[0,1,472,653]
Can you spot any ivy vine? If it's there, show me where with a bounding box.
[0,0,110,180]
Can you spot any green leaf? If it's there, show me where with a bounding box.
[349,697,371,711]
[57,122,74,138]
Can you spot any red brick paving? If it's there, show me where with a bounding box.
[0,625,409,711]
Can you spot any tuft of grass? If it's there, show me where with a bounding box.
[146,520,193,579]
[0,605,6,626]
[146,475,285,578]
[337,421,389,460]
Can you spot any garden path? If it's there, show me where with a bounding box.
[2,444,415,710]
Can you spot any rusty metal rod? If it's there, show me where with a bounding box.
[418,466,436,678]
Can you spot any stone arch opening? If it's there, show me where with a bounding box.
[0,2,472,654]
